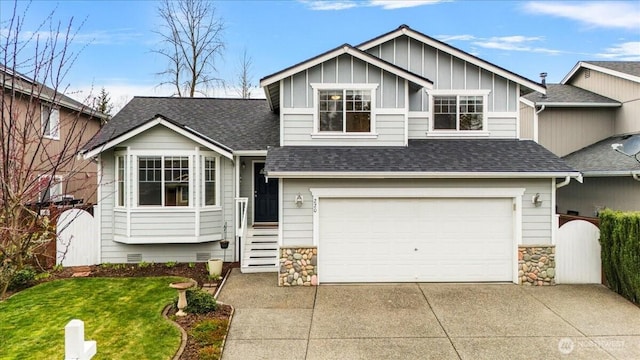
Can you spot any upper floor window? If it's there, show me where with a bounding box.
[432,94,486,131]
[38,174,63,203]
[312,83,378,135]
[41,104,60,139]
[319,89,371,132]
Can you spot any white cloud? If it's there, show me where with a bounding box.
[473,35,561,54]
[368,0,449,10]
[436,34,477,42]
[596,42,640,60]
[300,0,447,11]
[300,1,358,10]
[524,1,640,30]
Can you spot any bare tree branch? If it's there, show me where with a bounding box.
[236,48,253,99]
[153,0,225,97]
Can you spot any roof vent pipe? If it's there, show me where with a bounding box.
[540,72,547,87]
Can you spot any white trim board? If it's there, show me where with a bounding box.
[268,171,582,179]
[562,61,640,85]
[84,117,234,160]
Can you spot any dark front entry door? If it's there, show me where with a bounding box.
[254,162,278,222]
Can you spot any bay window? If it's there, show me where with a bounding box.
[116,155,126,207]
[137,156,189,206]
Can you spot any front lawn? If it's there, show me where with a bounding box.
[0,277,183,359]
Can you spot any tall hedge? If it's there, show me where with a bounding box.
[599,209,640,304]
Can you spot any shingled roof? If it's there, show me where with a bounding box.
[584,61,640,78]
[266,139,576,175]
[522,84,620,107]
[85,97,279,152]
[563,134,640,174]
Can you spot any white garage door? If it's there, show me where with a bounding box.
[319,197,514,283]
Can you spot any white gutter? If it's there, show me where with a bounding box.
[556,173,583,189]
[267,171,582,179]
[581,170,640,177]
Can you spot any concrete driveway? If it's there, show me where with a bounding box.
[218,269,640,359]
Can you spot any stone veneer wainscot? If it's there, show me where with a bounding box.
[279,247,317,286]
[518,245,555,286]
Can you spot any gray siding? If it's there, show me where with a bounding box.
[568,68,640,135]
[98,125,237,264]
[238,157,266,225]
[538,108,615,157]
[282,55,405,110]
[557,176,640,216]
[519,102,534,140]
[282,178,552,247]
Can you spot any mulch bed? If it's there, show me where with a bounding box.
[6,262,239,360]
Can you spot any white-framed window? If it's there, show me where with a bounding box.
[137,156,190,207]
[312,83,377,135]
[38,174,63,203]
[430,90,489,132]
[41,104,60,139]
[115,155,126,207]
[203,156,217,206]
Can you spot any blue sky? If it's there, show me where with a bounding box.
[2,0,639,111]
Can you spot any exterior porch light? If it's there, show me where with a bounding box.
[294,193,304,207]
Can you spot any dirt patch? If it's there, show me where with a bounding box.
[170,304,234,359]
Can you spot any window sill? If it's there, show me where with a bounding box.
[43,135,59,140]
[426,131,490,138]
[113,234,222,244]
[310,133,379,139]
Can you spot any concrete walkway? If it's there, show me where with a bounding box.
[218,269,640,359]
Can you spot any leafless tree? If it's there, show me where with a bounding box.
[236,49,253,99]
[0,1,103,297]
[154,0,225,97]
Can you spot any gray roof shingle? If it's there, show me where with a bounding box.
[563,134,640,173]
[86,97,279,152]
[523,84,620,106]
[266,139,575,174]
[585,61,640,78]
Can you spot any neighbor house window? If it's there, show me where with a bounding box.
[38,174,63,203]
[433,95,484,131]
[203,157,216,206]
[316,87,374,133]
[116,156,126,207]
[41,104,60,139]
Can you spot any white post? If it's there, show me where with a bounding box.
[65,319,96,360]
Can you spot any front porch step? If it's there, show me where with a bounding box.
[241,227,279,273]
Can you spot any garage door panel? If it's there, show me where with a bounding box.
[319,197,514,283]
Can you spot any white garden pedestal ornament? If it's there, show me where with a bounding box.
[170,281,195,316]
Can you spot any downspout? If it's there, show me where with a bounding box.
[633,172,640,182]
[556,173,583,189]
[534,105,545,143]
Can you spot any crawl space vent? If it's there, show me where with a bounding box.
[126,253,142,263]
[196,253,210,262]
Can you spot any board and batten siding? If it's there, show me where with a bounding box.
[538,108,615,157]
[367,35,519,114]
[281,178,553,247]
[568,68,640,135]
[557,176,640,216]
[98,125,237,264]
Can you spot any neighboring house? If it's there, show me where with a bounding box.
[84,25,579,285]
[520,61,640,217]
[1,66,107,205]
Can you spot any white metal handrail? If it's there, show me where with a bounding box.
[234,197,248,263]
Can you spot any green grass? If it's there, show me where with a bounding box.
[0,277,184,359]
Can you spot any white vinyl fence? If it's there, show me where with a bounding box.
[56,208,99,266]
[555,219,601,284]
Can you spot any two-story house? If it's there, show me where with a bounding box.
[520,61,640,217]
[1,66,107,206]
[84,25,579,285]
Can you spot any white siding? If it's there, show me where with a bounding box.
[120,126,196,150]
[281,178,552,247]
[487,116,518,138]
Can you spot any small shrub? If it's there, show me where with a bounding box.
[100,263,113,269]
[52,264,64,272]
[9,268,36,290]
[188,262,196,269]
[207,274,221,282]
[34,272,51,281]
[166,261,178,268]
[138,261,151,269]
[174,289,217,314]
